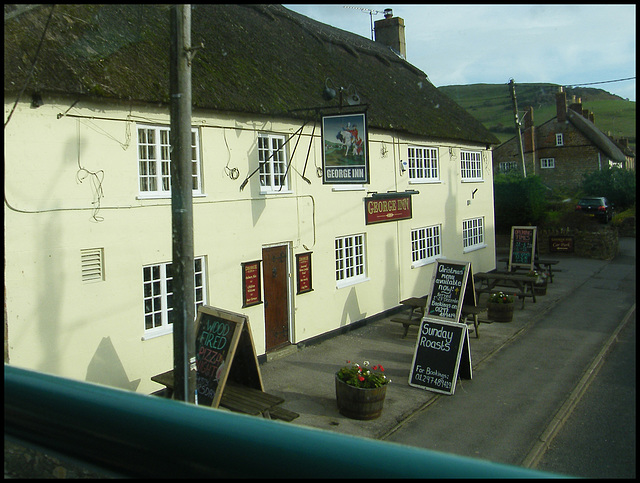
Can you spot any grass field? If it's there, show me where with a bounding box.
[438,83,636,148]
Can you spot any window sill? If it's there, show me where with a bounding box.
[141,327,173,341]
[409,179,441,185]
[137,193,205,201]
[336,276,369,289]
[462,244,487,254]
[461,179,485,183]
[411,257,440,269]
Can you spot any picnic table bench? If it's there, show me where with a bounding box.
[499,257,561,283]
[150,369,299,422]
[474,271,537,309]
[390,295,484,338]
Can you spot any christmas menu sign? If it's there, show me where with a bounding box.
[425,260,471,322]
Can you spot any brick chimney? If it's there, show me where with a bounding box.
[374,9,406,58]
[523,106,535,153]
[556,87,567,122]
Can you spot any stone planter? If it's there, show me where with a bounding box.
[335,374,387,420]
[487,301,514,322]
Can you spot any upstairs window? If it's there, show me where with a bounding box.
[258,134,289,193]
[460,150,482,181]
[555,133,564,146]
[499,161,519,173]
[137,125,202,198]
[540,158,555,169]
[408,146,439,182]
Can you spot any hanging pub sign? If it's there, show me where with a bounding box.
[321,112,369,184]
[242,260,262,307]
[365,192,413,224]
[296,252,313,294]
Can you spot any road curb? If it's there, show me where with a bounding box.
[521,303,636,469]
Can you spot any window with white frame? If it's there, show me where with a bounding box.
[460,150,482,181]
[411,224,441,266]
[258,134,289,193]
[555,133,564,146]
[462,217,485,251]
[137,125,202,197]
[143,256,206,338]
[540,158,555,169]
[408,146,439,181]
[335,234,366,286]
[499,161,519,173]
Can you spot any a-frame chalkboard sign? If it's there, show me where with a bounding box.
[425,259,472,322]
[508,226,537,272]
[409,259,475,394]
[194,306,263,408]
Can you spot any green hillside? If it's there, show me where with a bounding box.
[438,83,636,149]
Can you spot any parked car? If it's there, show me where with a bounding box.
[575,196,614,223]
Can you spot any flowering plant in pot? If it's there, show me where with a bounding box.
[336,360,390,388]
[335,361,390,420]
[487,292,515,322]
[488,291,514,304]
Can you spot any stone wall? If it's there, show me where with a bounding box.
[538,228,618,260]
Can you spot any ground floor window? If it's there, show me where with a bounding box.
[143,256,206,338]
[462,217,485,252]
[335,233,366,287]
[411,224,441,267]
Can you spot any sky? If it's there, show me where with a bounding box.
[283,4,636,102]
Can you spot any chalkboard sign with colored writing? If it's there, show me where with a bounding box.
[194,306,262,407]
[426,260,471,322]
[509,226,537,270]
[409,318,467,395]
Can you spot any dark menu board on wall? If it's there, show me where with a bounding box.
[509,226,537,270]
[425,260,471,322]
[194,306,262,408]
[409,319,467,395]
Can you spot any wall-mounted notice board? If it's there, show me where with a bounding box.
[508,226,537,271]
[194,306,263,408]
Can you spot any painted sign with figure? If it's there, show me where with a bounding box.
[322,112,369,184]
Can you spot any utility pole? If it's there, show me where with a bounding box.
[170,4,195,403]
[509,79,526,177]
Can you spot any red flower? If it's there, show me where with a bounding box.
[379,365,384,372]
[358,375,365,382]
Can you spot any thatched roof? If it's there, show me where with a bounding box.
[4,4,499,145]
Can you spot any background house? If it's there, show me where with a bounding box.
[4,4,499,394]
[492,87,631,192]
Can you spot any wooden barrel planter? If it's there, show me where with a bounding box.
[534,282,547,296]
[335,374,387,420]
[487,301,514,322]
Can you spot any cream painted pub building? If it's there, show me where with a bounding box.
[4,5,500,394]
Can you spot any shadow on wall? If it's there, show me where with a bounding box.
[86,336,140,391]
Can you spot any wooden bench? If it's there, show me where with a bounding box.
[150,370,299,422]
[461,305,486,339]
[390,296,427,337]
[499,258,560,283]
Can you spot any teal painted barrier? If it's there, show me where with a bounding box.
[5,365,564,478]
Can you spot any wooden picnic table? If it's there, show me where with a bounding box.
[474,271,538,309]
[150,369,298,421]
[389,296,428,337]
[389,295,483,338]
[499,257,560,283]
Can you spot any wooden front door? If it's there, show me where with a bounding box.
[262,245,290,351]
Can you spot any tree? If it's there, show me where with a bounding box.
[581,167,636,211]
[493,173,547,232]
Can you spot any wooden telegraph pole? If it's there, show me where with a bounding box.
[509,79,527,177]
[170,4,196,403]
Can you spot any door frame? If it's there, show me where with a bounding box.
[262,242,295,350]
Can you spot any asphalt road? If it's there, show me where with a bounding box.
[382,237,636,475]
[534,313,636,478]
